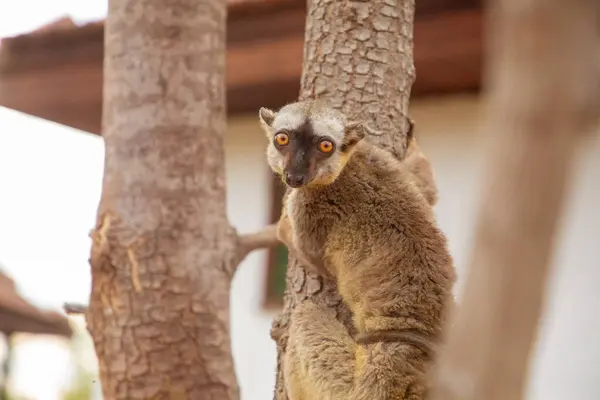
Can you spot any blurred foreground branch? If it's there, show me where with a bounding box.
[430,1,600,399]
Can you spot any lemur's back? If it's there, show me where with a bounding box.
[298,142,455,336]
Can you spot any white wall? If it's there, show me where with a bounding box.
[225,116,279,400]
[224,95,600,400]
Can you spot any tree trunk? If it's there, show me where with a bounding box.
[430,1,600,399]
[271,1,416,398]
[86,0,240,398]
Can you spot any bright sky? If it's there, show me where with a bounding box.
[0,108,104,399]
[0,2,108,398]
[0,107,104,309]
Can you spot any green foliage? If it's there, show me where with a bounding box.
[61,319,97,400]
[62,370,95,400]
[271,244,289,298]
[0,390,34,400]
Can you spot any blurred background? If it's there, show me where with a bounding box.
[0,0,598,399]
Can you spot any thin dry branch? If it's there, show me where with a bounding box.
[63,302,88,315]
[430,1,600,399]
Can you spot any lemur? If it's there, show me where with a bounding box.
[259,100,456,400]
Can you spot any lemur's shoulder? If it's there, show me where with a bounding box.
[339,142,422,193]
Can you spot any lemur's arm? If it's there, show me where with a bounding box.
[275,208,294,248]
[285,300,428,400]
[276,199,327,274]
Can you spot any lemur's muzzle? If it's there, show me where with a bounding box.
[285,173,307,188]
[284,150,311,188]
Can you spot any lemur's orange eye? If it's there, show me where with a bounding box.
[274,133,289,146]
[318,140,334,153]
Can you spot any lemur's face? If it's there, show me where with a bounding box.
[259,102,363,188]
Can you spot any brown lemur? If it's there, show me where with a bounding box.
[259,100,456,400]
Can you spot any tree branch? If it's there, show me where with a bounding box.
[225,223,281,278]
[235,224,279,266]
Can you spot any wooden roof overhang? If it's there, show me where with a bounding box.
[0,0,482,135]
[0,272,72,337]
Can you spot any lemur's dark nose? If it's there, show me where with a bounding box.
[285,173,307,188]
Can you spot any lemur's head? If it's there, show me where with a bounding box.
[259,100,365,189]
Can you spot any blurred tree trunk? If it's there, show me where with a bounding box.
[270,0,417,398]
[430,1,600,399]
[86,0,242,398]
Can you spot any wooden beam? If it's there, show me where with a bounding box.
[0,4,481,135]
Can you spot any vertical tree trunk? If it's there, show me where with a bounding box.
[86,0,240,398]
[430,1,600,399]
[271,1,416,398]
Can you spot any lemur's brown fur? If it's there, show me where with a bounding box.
[259,101,455,400]
[403,119,439,207]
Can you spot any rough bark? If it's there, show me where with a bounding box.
[86,0,279,398]
[430,1,600,399]
[270,1,416,398]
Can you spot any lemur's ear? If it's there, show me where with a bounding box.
[259,107,276,127]
[342,121,366,152]
[407,117,415,142]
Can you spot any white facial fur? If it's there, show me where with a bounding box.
[270,106,306,133]
[266,141,284,174]
[270,102,347,143]
[260,101,357,186]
